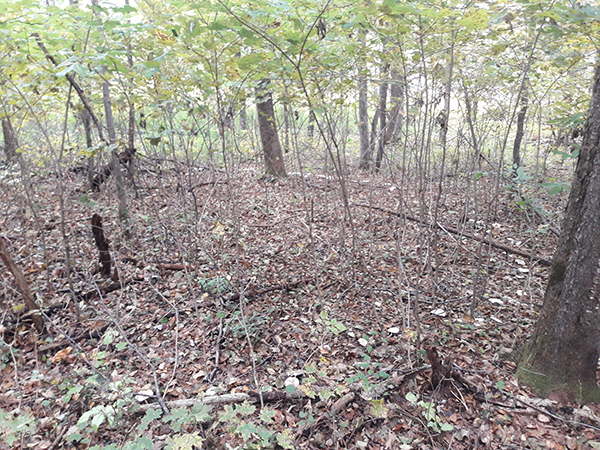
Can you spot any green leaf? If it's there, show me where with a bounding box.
[113,5,136,13]
[276,429,295,449]
[138,408,162,431]
[260,408,276,424]
[457,9,488,30]
[235,422,258,441]
[208,21,228,31]
[334,321,347,332]
[370,399,389,418]
[405,392,418,403]
[440,422,454,431]
[285,384,296,393]
[91,410,106,431]
[236,401,256,416]
[496,380,505,390]
[171,432,205,449]
[549,185,563,195]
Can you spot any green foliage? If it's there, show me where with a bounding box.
[405,392,454,433]
[0,339,12,369]
[198,276,231,295]
[315,310,347,335]
[0,408,37,446]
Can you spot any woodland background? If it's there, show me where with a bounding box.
[1,0,600,449]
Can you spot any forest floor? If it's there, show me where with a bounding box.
[1,158,600,450]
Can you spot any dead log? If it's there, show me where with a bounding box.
[354,203,552,266]
[0,236,44,333]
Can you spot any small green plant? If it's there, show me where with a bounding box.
[216,401,294,449]
[0,339,14,369]
[406,392,454,433]
[0,408,37,446]
[198,276,232,295]
[230,310,271,340]
[315,310,347,335]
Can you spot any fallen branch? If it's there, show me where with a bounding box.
[0,235,44,332]
[81,278,140,301]
[137,390,306,412]
[224,277,311,302]
[354,204,552,266]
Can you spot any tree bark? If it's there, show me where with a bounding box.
[101,69,129,233]
[375,64,389,170]
[518,62,600,403]
[385,70,403,145]
[358,76,371,169]
[80,108,95,187]
[239,105,248,130]
[512,78,529,168]
[1,116,18,161]
[307,110,315,138]
[256,79,286,177]
[0,236,44,333]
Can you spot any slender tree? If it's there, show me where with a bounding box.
[256,79,286,177]
[375,63,389,170]
[512,77,529,168]
[1,115,18,161]
[358,75,370,169]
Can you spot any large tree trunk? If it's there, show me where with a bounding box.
[2,116,18,161]
[518,63,600,403]
[512,78,529,169]
[256,80,286,177]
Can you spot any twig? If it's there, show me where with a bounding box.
[207,314,224,383]
[515,396,600,433]
[224,277,311,302]
[354,204,552,266]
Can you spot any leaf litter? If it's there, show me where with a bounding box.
[1,161,599,449]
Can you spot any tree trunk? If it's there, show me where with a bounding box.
[375,64,389,170]
[102,71,130,234]
[307,110,315,138]
[358,76,371,169]
[239,105,248,130]
[80,108,95,187]
[283,102,290,153]
[256,79,286,177]
[2,116,18,161]
[512,78,529,168]
[385,70,403,145]
[518,62,600,403]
